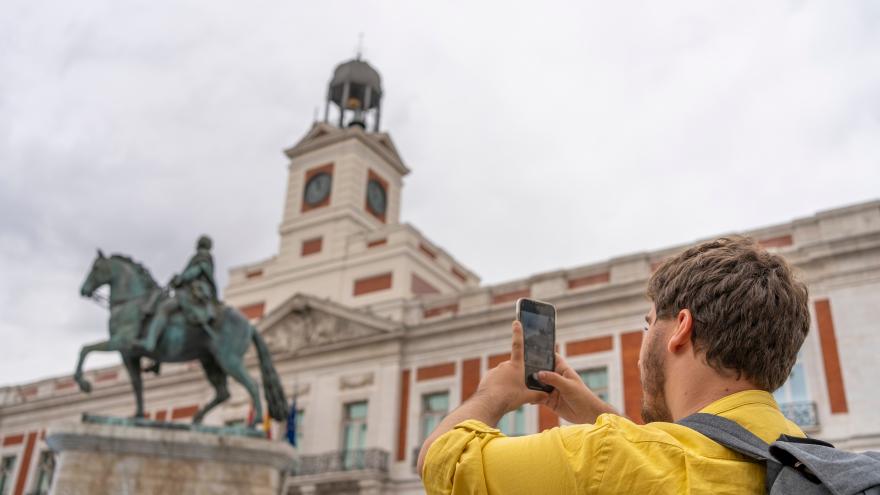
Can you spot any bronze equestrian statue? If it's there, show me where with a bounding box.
[74,236,287,428]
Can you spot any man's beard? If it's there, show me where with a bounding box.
[640,330,673,423]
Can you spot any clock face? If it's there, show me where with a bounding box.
[304,172,332,206]
[366,179,387,216]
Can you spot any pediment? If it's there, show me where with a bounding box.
[257,294,401,352]
[283,123,409,176]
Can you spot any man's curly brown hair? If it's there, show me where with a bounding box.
[647,236,810,391]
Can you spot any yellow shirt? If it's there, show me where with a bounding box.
[422,390,804,494]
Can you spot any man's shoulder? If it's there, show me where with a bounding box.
[564,413,749,460]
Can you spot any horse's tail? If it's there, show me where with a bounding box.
[251,329,288,421]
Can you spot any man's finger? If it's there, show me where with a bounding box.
[537,370,571,392]
[511,320,524,364]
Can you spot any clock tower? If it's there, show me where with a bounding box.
[224,57,479,322]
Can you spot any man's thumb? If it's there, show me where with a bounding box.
[537,371,572,391]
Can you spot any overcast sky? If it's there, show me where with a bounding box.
[1,1,879,386]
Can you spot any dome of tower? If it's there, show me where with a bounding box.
[331,59,382,89]
[329,59,382,109]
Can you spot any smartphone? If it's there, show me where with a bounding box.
[516,298,556,393]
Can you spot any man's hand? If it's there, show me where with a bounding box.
[417,320,547,476]
[536,353,620,424]
[475,320,548,414]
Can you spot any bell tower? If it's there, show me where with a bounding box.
[274,56,407,262]
[224,56,479,322]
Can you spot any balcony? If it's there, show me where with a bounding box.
[778,401,819,430]
[289,448,389,478]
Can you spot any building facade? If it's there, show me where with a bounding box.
[2,58,880,495]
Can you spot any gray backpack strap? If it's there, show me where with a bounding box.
[678,413,784,493]
[770,441,880,495]
[678,413,772,461]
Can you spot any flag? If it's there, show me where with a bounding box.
[286,396,297,447]
[263,413,272,439]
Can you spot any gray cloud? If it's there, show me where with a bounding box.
[1,0,879,385]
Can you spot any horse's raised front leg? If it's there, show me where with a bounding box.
[122,353,145,418]
[73,339,129,393]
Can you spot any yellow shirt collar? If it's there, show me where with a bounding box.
[699,389,779,416]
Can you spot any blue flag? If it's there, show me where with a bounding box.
[286,396,297,447]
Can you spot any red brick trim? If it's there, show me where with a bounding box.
[2,434,23,446]
[451,267,468,283]
[239,302,265,320]
[20,386,37,398]
[620,331,644,424]
[759,235,793,248]
[461,358,481,402]
[416,362,456,381]
[492,288,530,305]
[411,274,440,296]
[365,169,389,223]
[396,369,411,461]
[13,432,37,495]
[488,353,510,369]
[301,237,323,256]
[814,299,848,414]
[171,405,200,420]
[54,379,75,391]
[423,304,458,319]
[353,272,393,296]
[155,410,168,421]
[95,370,118,382]
[567,272,610,290]
[301,163,334,213]
[367,238,387,248]
[566,336,613,356]
[538,405,559,432]
[246,269,263,279]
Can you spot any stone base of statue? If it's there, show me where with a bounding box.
[46,416,295,495]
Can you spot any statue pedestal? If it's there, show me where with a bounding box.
[46,420,295,495]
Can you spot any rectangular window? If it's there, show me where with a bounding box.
[420,392,450,442]
[498,406,526,436]
[773,360,809,404]
[578,367,609,402]
[341,401,368,469]
[0,455,17,495]
[32,451,54,495]
[773,356,818,429]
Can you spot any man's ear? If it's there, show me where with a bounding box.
[666,309,694,354]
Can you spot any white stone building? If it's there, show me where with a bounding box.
[1,58,879,495]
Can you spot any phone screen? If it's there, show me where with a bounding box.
[518,298,556,392]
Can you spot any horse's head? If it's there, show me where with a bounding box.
[80,249,112,297]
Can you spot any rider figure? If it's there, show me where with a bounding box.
[138,235,218,353]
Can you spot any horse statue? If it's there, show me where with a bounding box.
[75,250,287,428]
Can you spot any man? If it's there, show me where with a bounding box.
[419,236,810,493]
[138,235,219,353]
